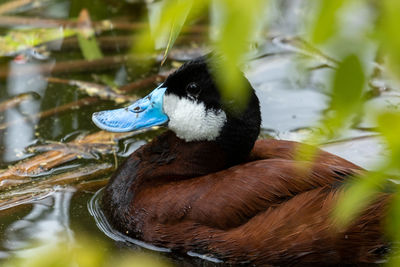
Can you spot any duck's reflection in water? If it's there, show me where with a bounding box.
[2,188,75,258]
[2,58,50,163]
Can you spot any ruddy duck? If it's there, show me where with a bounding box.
[92,56,389,265]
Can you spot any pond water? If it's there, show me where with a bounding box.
[0,0,396,266]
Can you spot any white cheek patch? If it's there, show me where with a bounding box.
[163,93,227,142]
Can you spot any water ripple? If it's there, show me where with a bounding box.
[88,188,223,263]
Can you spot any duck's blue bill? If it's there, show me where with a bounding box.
[92,85,168,132]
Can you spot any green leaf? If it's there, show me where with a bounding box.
[321,54,365,136]
[379,0,400,80]
[77,33,103,60]
[161,0,194,65]
[333,171,385,227]
[4,235,173,267]
[134,0,207,65]
[333,112,400,228]
[377,112,400,160]
[386,191,400,266]
[76,9,103,60]
[330,54,364,115]
[386,191,400,240]
[211,0,267,113]
[311,0,346,44]
[147,0,168,50]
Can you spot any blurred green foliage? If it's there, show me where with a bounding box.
[210,0,266,111]
[322,54,365,135]
[379,0,400,76]
[311,0,346,44]
[0,28,76,56]
[4,236,173,267]
[77,30,103,60]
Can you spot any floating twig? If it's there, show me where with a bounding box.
[26,142,115,159]
[75,177,108,192]
[272,36,339,67]
[321,134,380,146]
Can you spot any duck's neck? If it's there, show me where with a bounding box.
[135,130,230,185]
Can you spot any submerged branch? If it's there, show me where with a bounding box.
[119,72,171,93]
[0,72,168,131]
[0,163,113,211]
[0,130,134,189]
[52,34,206,52]
[0,15,206,33]
[0,15,145,31]
[0,54,156,78]
[0,0,35,15]
[0,96,98,130]
[0,92,37,112]
[47,77,136,103]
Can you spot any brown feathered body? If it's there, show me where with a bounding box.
[102,130,390,265]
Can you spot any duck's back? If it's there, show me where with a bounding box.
[103,134,390,265]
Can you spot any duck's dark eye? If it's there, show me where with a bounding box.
[186,82,201,99]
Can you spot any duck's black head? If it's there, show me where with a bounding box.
[93,56,261,164]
